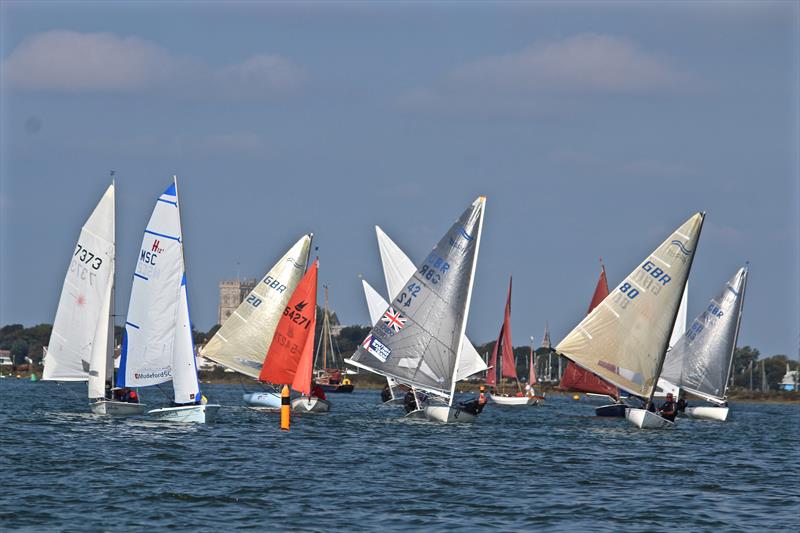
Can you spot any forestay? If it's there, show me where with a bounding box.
[660,267,748,403]
[373,225,487,381]
[201,235,312,378]
[44,184,115,400]
[556,212,705,399]
[347,197,485,400]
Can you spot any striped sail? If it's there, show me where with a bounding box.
[556,213,705,400]
[200,235,312,378]
[44,184,115,400]
[347,197,485,402]
[117,179,200,404]
[660,267,747,403]
[373,225,487,380]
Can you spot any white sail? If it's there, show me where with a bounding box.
[556,213,705,399]
[374,225,487,380]
[348,197,486,403]
[200,235,312,378]
[661,267,748,403]
[362,279,388,324]
[118,180,187,390]
[655,282,688,398]
[44,184,115,400]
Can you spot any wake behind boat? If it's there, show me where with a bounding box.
[116,178,219,423]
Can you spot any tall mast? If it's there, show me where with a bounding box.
[322,285,329,371]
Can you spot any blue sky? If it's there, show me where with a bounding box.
[1,1,798,358]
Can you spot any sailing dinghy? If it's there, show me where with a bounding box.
[347,197,486,423]
[200,235,313,409]
[259,260,330,413]
[486,278,540,406]
[660,266,748,422]
[117,179,219,423]
[556,213,705,429]
[43,183,146,416]
[359,226,488,404]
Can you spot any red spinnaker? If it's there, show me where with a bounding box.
[559,264,620,398]
[259,260,318,393]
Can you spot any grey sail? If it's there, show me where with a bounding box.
[661,267,748,403]
[346,197,485,400]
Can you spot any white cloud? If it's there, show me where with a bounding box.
[3,30,306,99]
[399,34,689,114]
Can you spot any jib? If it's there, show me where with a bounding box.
[140,250,157,265]
[641,261,670,285]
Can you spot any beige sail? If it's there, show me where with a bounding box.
[200,235,312,378]
[556,213,704,399]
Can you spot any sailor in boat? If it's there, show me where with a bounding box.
[329,369,341,385]
[459,385,487,416]
[118,388,139,404]
[676,392,688,413]
[311,381,327,401]
[381,383,392,403]
[524,382,533,397]
[658,393,678,422]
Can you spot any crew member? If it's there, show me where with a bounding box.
[311,381,327,400]
[403,390,418,414]
[676,393,688,413]
[659,392,677,422]
[381,383,392,403]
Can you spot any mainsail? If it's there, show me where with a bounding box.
[372,225,487,380]
[660,267,748,403]
[487,277,517,384]
[117,179,201,404]
[559,264,619,398]
[44,184,115,400]
[259,260,318,395]
[201,235,312,378]
[556,213,705,399]
[347,197,485,401]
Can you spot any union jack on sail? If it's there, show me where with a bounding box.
[381,307,407,333]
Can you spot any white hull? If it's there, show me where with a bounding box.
[685,406,729,421]
[291,396,330,413]
[147,404,221,423]
[424,405,477,423]
[90,399,146,416]
[404,408,426,419]
[489,394,539,406]
[625,408,674,429]
[242,392,281,409]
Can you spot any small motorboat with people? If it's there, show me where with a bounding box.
[660,266,749,422]
[260,259,330,414]
[43,181,146,417]
[116,178,220,423]
[556,212,706,429]
[346,197,487,423]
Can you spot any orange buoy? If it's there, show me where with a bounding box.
[573,394,581,401]
[280,385,290,431]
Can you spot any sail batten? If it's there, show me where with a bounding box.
[556,213,705,400]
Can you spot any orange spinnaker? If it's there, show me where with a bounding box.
[259,260,318,393]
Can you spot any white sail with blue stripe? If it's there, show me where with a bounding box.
[117,179,199,403]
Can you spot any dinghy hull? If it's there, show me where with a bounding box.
[595,404,627,417]
[489,395,539,406]
[147,404,221,423]
[685,406,729,421]
[90,400,146,416]
[625,408,674,429]
[291,397,331,413]
[424,405,477,423]
[242,392,281,409]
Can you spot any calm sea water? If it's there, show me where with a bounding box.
[1,379,797,531]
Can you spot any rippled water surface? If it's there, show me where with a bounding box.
[1,379,797,531]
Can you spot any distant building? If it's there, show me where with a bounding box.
[0,349,12,368]
[218,278,257,325]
